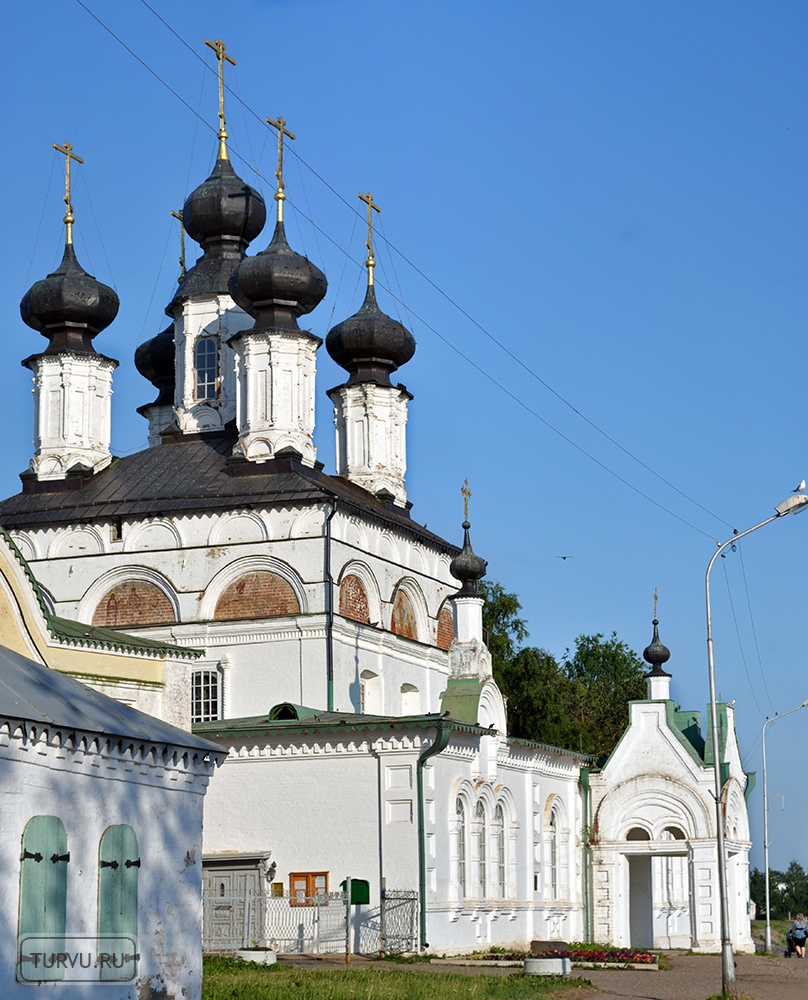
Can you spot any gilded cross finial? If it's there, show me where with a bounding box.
[170,209,186,282]
[654,587,658,620]
[53,142,84,246]
[266,116,296,223]
[358,192,380,287]
[205,38,236,160]
[462,479,472,522]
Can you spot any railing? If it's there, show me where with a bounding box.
[202,891,347,955]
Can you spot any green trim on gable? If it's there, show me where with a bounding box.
[0,524,202,660]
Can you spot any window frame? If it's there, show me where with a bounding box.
[191,668,221,725]
[194,336,219,401]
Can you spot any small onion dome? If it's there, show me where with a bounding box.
[450,521,488,597]
[20,242,119,354]
[135,322,175,407]
[325,285,415,387]
[643,619,672,677]
[170,155,266,310]
[229,220,327,332]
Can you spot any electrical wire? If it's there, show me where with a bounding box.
[737,542,776,715]
[78,0,726,541]
[22,151,57,295]
[721,556,764,718]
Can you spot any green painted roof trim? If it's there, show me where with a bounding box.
[0,524,202,660]
[439,677,483,726]
[507,735,595,762]
[193,709,495,741]
[267,703,322,721]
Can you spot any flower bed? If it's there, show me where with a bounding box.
[469,948,656,965]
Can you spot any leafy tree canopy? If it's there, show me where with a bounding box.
[480,580,647,758]
[751,861,808,921]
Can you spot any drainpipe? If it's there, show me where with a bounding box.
[417,720,452,951]
[325,501,338,711]
[580,767,591,943]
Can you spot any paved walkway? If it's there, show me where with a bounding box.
[283,951,808,1000]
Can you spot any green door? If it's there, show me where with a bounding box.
[18,815,68,982]
[98,825,139,981]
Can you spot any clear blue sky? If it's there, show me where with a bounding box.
[6,0,808,871]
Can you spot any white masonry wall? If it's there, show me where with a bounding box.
[0,719,218,1000]
[10,505,458,721]
[27,353,117,480]
[330,383,410,506]
[202,724,586,954]
[231,329,320,466]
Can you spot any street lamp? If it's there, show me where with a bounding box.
[705,490,808,993]
[762,699,808,953]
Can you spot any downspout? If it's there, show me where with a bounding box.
[325,500,338,711]
[580,766,590,943]
[417,720,452,951]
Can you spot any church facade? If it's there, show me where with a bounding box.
[0,74,754,954]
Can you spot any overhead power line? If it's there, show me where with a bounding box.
[76,0,731,540]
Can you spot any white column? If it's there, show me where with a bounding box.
[26,353,117,480]
[452,596,484,644]
[645,673,671,700]
[329,383,410,506]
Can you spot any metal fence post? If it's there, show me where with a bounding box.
[345,878,352,963]
[241,889,252,949]
[380,876,386,957]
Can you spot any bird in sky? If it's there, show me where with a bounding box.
[557,556,572,560]
[794,480,806,493]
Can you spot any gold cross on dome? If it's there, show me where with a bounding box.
[170,209,186,281]
[205,38,236,159]
[53,141,84,245]
[266,116,296,222]
[358,191,380,286]
[462,479,471,521]
[654,587,658,620]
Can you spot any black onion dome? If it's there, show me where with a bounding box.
[21,242,119,354]
[643,619,672,677]
[229,220,327,333]
[170,155,266,311]
[326,285,415,387]
[135,322,175,407]
[450,521,488,597]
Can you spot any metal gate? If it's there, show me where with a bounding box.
[203,891,348,955]
[381,889,418,954]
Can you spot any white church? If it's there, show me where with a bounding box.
[0,55,756,958]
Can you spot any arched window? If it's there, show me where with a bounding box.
[18,816,68,982]
[195,337,218,400]
[626,827,650,841]
[548,808,558,901]
[360,670,380,714]
[476,801,486,898]
[400,683,420,715]
[493,804,505,900]
[98,825,139,981]
[456,799,466,899]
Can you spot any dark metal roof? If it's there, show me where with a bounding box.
[0,433,457,554]
[194,708,493,741]
[0,643,221,754]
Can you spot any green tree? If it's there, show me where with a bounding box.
[480,580,528,684]
[562,632,647,757]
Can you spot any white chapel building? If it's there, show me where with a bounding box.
[0,92,755,955]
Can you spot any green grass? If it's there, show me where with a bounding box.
[202,957,591,999]
[750,919,791,949]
